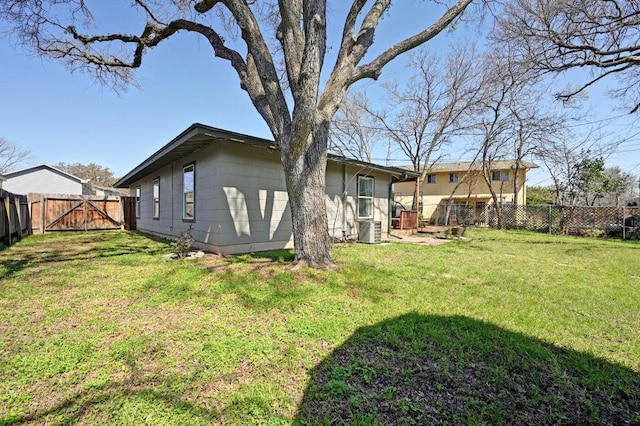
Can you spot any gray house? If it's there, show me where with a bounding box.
[116,124,416,255]
[3,164,89,196]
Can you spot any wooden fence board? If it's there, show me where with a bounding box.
[0,189,29,247]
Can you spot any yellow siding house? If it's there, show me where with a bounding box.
[394,160,538,221]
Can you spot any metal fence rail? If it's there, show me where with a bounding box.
[427,203,640,239]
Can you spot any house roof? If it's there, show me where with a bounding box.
[4,164,87,184]
[423,160,539,173]
[0,173,6,182]
[90,183,130,196]
[116,123,419,187]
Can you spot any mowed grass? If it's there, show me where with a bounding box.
[0,229,638,425]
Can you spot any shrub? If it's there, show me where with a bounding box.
[172,225,194,258]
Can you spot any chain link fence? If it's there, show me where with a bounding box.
[428,204,640,239]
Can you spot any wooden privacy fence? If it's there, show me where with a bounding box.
[0,189,30,247]
[28,194,125,233]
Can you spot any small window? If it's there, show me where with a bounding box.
[449,173,459,183]
[152,178,160,219]
[183,164,195,220]
[135,186,141,218]
[427,174,437,184]
[358,176,374,219]
[492,171,510,182]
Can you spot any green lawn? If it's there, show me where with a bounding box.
[0,229,638,425]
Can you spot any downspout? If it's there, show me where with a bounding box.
[389,172,412,239]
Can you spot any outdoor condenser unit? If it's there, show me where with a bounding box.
[358,221,382,244]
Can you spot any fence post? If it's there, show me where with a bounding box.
[40,195,46,233]
[548,206,552,233]
[83,198,87,231]
[13,196,22,241]
[4,195,12,246]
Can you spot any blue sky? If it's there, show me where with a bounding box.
[0,1,638,187]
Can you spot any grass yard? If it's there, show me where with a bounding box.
[0,228,638,425]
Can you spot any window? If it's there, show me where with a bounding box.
[358,176,374,219]
[492,171,510,182]
[152,178,160,219]
[135,186,141,218]
[183,164,195,220]
[449,173,459,183]
[427,174,437,184]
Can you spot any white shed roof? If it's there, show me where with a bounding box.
[4,164,87,184]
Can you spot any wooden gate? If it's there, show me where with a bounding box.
[29,195,123,232]
[122,196,137,230]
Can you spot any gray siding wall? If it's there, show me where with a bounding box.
[129,141,392,254]
[4,168,83,195]
[325,162,391,239]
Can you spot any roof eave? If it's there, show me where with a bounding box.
[327,154,420,179]
[116,124,418,187]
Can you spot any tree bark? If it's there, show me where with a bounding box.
[281,122,334,269]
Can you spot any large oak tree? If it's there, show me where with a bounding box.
[1,0,478,268]
[55,162,118,186]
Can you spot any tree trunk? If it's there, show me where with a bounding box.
[281,123,335,269]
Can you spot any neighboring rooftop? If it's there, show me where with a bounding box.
[4,164,87,183]
[400,160,539,174]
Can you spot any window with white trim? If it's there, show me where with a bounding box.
[449,173,459,183]
[427,174,437,184]
[357,176,374,219]
[492,171,510,182]
[183,164,195,220]
[152,178,160,219]
[135,186,141,218]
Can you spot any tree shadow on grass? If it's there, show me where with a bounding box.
[295,313,640,425]
[0,375,221,425]
[224,249,296,264]
[0,231,170,279]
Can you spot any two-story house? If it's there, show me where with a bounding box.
[394,160,538,224]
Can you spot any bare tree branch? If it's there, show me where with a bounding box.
[0,138,31,174]
[354,0,475,82]
[494,0,640,112]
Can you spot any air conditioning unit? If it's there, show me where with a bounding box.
[358,221,382,244]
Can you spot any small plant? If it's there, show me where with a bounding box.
[172,225,194,258]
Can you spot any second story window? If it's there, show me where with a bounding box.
[449,173,459,183]
[492,171,510,182]
[427,174,437,184]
